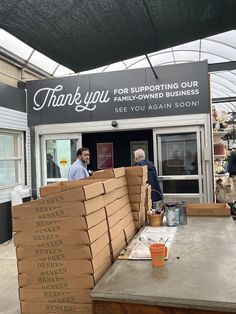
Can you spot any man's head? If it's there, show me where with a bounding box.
[232,144,236,151]
[77,147,90,164]
[134,149,145,162]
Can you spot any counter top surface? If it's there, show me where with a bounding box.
[91,217,236,312]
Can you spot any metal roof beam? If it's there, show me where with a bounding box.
[145,54,158,79]
[208,61,236,72]
[212,97,236,103]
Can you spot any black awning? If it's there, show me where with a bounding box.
[0,0,236,72]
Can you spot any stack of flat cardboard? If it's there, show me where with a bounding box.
[145,184,152,212]
[12,181,112,314]
[125,166,148,230]
[91,167,136,260]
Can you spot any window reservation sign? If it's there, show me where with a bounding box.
[27,61,210,126]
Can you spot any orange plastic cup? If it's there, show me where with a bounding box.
[149,243,167,267]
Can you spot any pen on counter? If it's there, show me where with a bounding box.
[164,237,169,245]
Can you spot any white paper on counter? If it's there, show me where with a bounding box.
[128,226,177,260]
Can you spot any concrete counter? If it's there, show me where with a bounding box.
[91,217,236,313]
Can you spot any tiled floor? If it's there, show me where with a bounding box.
[0,241,20,314]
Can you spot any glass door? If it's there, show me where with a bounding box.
[153,126,204,203]
[41,133,82,185]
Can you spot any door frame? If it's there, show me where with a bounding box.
[33,113,213,199]
[153,126,204,202]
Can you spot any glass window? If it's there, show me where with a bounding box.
[0,132,23,187]
[46,139,78,183]
[163,180,199,193]
[160,133,198,176]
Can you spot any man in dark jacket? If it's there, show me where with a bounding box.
[228,144,236,177]
[47,154,61,178]
[134,149,163,202]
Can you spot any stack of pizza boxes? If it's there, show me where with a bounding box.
[12,180,113,314]
[91,168,136,261]
[125,166,148,230]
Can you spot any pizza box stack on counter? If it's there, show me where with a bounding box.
[12,180,115,314]
[91,167,136,260]
[125,166,148,230]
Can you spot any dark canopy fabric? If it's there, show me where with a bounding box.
[0,0,236,72]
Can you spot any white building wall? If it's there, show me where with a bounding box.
[0,107,31,203]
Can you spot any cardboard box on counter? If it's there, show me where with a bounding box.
[105,198,121,217]
[89,232,110,259]
[126,233,136,245]
[17,258,93,275]
[19,287,91,303]
[39,182,61,197]
[100,178,117,193]
[84,178,117,194]
[127,176,148,186]
[13,195,104,220]
[19,273,95,289]
[93,257,112,284]
[107,203,131,229]
[13,207,106,232]
[109,212,133,241]
[146,200,152,211]
[119,194,130,208]
[109,219,125,241]
[186,203,231,216]
[18,245,110,274]
[103,189,119,206]
[13,216,86,233]
[110,232,126,253]
[40,181,104,199]
[16,232,110,261]
[122,211,134,227]
[125,166,148,177]
[115,176,127,189]
[21,301,92,314]
[129,193,145,203]
[130,200,145,212]
[17,245,90,261]
[12,193,105,219]
[112,242,127,260]
[14,220,108,247]
[54,178,116,194]
[91,245,111,273]
[134,215,146,230]
[124,221,136,243]
[91,167,125,179]
[21,311,92,314]
[116,186,128,198]
[132,211,145,221]
[128,185,146,194]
